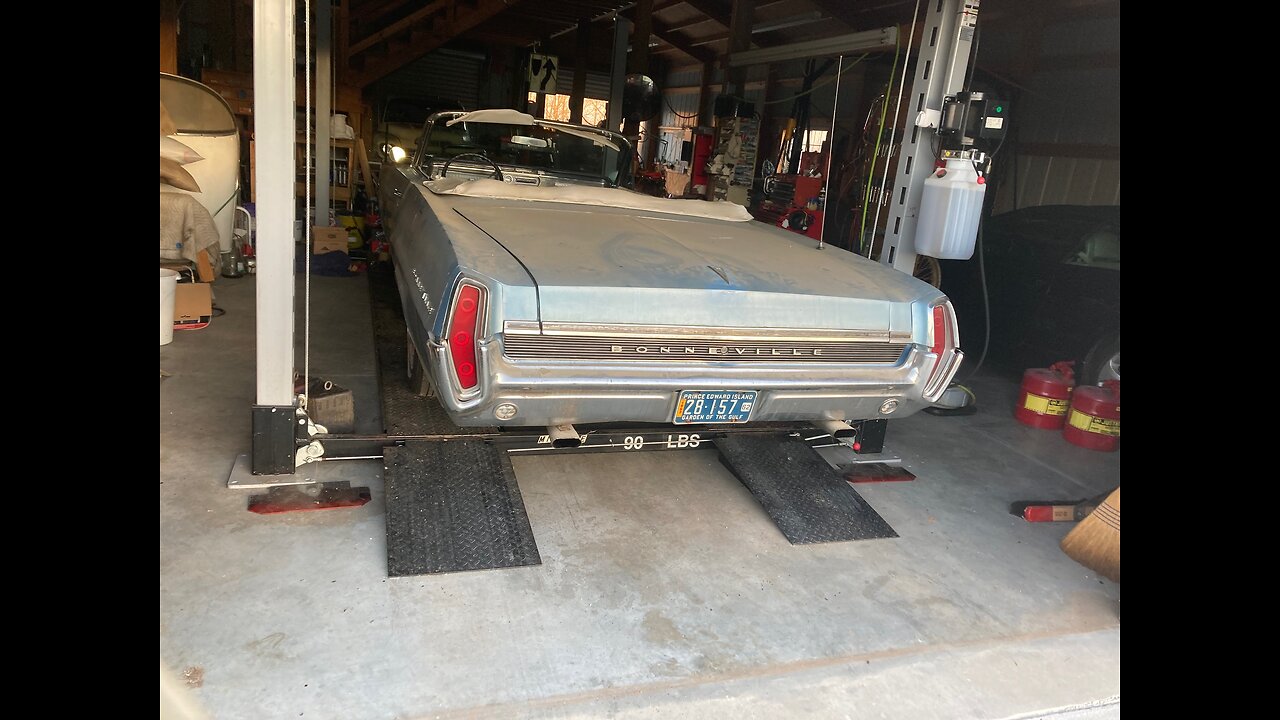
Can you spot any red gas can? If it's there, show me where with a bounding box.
[1015,364,1074,429]
[1063,382,1121,451]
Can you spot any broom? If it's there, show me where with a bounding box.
[1061,488,1120,582]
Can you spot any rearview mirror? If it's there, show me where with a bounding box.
[509,136,549,148]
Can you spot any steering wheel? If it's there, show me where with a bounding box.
[441,152,504,181]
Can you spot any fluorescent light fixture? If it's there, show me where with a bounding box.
[752,11,824,34]
[727,27,898,67]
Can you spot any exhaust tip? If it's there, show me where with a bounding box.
[548,424,581,449]
[818,419,857,442]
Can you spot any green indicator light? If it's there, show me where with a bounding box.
[995,105,1003,112]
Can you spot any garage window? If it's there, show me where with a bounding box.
[803,129,829,153]
[528,93,610,128]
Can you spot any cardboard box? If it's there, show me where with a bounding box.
[195,249,215,282]
[313,226,348,255]
[306,378,355,434]
[175,282,213,325]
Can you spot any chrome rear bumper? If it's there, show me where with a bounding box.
[429,335,960,427]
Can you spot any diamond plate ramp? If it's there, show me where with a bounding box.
[716,434,897,544]
[384,441,541,576]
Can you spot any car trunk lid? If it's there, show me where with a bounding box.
[454,202,923,333]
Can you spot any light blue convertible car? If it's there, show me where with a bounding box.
[379,109,962,436]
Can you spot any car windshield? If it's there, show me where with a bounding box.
[384,98,431,125]
[420,115,631,186]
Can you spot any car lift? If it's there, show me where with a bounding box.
[237,0,981,576]
[233,266,904,574]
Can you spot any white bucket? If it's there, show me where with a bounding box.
[160,269,179,345]
[332,113,356,139]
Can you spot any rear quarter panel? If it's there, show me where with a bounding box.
[391,181,538,354]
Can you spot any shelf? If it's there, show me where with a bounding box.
[295,136,358,207]
[296,182,351,201]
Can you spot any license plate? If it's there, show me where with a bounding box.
[674,390,757,425]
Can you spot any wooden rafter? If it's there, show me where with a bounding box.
[648,15,717,63]
[804,0,858,26]
[350,0,528,88]
[350,0,413,24]
[607,0,716,64]
[662,0,831,58]
[682,0,731,26]
[688,29,729,46]
[349,0,450,55]
[664,14,717,33]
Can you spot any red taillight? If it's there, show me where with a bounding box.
[447,283,484,390]
[930,305,947,355]
[925,303,953,392]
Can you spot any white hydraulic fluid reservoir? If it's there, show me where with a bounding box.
[915,157,986,260]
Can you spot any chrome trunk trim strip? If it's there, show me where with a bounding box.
[504,321,911,343]
[503,334,910,364]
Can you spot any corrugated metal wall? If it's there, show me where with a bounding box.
[657,66,767,135]
[661,92,700,128]
[666,67,703,88]
[370,50,484,110]
[657,66,704,165]
[992,16,1121,212]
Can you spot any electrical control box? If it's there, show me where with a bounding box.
[974,96,1008,140]
[941,92,1008,144]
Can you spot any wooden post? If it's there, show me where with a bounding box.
[233,0,253,72]
[210,0,235,70]
[629,0,653,76]
[160,0,178,73]
[607,17,631,132]
[569,20,589,123]
[624,0,655,137]
[697,61,712,126]
[725,0,756,97]
[355,139,376,194]
[335,0,350,85]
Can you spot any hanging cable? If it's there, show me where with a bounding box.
[959,220,990,380]
[817,54,844,251]
[331,6,338,194]
[858,31,900,257]
[304,0,312,402]
[663,96,699,120]
[870,0,921,259]
[957,21,992,382]
[759,57,865,105]
[718,56,868,110]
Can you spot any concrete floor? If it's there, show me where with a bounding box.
[160,273,1120,720]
